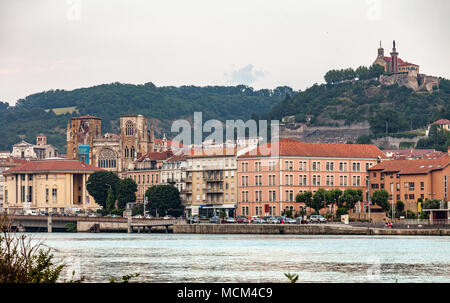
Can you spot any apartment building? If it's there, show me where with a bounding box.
[184,148,237,217]
[237,138,385,217]
[368,155,450,212]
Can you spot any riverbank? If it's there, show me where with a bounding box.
[173,223,450,236]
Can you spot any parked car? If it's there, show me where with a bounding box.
[209,216,220,224]
[111,214,119,218]
[236,217,249,224]
[49,211,59,216]
[27,210,39,216]
[190,216,201,223]
[133,214,144,219]
[266,216,280,224]
[282,217,297,224]
[88,212,98,218]
[310,215,327,223]
[144,214,153,219]
[61,212,69,217]
[251,218,267,224]
[163,215,175,220]
[223,217,237,224]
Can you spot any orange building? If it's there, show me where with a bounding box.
[368,155,450,213]
[237,138,385,217]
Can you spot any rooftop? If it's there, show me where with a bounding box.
[3,159,103,174]
[368,156,450,175]
[238,138,386,158]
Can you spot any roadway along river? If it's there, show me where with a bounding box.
[26,233,450,283]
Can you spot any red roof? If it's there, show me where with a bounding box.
[238,138,386,158]
[4,159,103,173]
[368,156,450,175]
[383,57,418,66]
[137,151,173,162]
[166,154,187,162]
[433,119,450,125]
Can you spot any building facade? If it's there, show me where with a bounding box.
[11,134,58,160]
[184,149,238,217]
[160,154,187,203]
[0,158,28,213]
[2,159,102,214]
[373,40,419,74]
[237,138,385,217]
[122,151,173,202]
[368,155,450,212]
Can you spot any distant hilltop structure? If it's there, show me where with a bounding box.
[372,40,439,92]
[373,40,419,74]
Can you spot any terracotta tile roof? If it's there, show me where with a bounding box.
[3,159,103,174]
[137,151,173,162]
[433,119,450,125]
[368,156,450,175]
[238,138,386,158]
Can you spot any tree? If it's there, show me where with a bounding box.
[423,199,442,210]
[372,190,389,211]
[86,171,120,209]
[296,191,313,212]
[340,189,361,210]
[105,188,115,212]
[396,200,405,214]
[356,134,372,144]
[145,185,182,216]
[310,188,328,214]
[115,178,137,209]
[336,208,348,218]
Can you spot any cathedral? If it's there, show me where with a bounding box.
[66,114,170,173]
[373,40,419,74]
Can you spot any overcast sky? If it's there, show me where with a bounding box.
[1,0,449,105]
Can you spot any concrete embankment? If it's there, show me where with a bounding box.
[173,224,450,236]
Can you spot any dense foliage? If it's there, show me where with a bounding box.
[416,124,450,152]
[86,171,121,209]
[0,84,290,152]
[264,72,450,139]
[324,65,385,84]
[144,185,182,216]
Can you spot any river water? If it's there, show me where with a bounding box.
[26,233,450,283]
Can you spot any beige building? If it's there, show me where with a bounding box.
[184,149,238,217]
[0,158,28,213]
[2,159,102,214]
[11,134,58,160]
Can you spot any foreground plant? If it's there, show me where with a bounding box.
[284,273,299,283]
[0,214,65,283]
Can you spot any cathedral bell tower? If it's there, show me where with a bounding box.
[390,40,399,73]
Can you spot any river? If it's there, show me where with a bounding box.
[25,233,450,283]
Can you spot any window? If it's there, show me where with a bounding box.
[4,190,7,204]
[242,206,249,216]
[409,182,414,191]
[312,175,321,186]
[339,162,347,172]
[420,182,424,191]
[52,188,57,203]
[46,189,49,203]
[312,162,321,171]
[125,121,134,136]
[352,162,361,172]
[326,162,334,171]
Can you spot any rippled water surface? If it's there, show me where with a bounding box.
[27,233,450,283]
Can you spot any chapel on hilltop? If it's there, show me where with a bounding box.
[373,40,419,74]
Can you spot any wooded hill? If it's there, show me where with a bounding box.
[0,83,292,153]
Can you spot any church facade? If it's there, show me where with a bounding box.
[67,114,169,173]
[373,40,419,74]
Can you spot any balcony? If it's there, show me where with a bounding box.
[204,176,224,182]
[206,188,224,193]
[166,178,176,184]
[181,188,192,193]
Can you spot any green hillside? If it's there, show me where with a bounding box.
[263,76,450,145]
[0,83,292,153]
